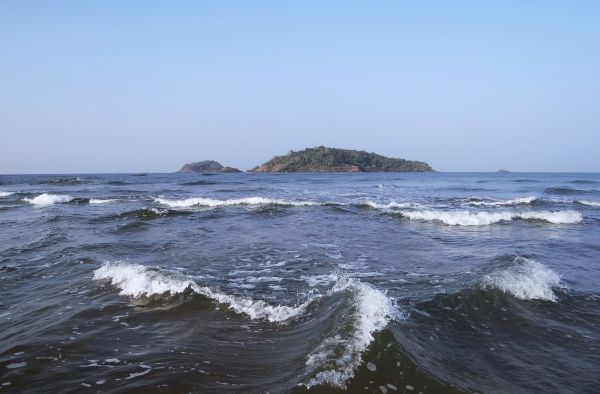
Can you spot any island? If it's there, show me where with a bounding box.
[248,146,433,173]
[497,169,511,173]
[178,160,241,173]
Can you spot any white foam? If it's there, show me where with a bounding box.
[89,199,117,204]
[483,257,562,301]
[467,196,537,206]
[0,192,14,197]
[398,210,582,226]
[578,200,600,207]
[93,262,311,323]
[155,196,323,208]
[362,200,418,209]
[302,277,401,389]
[23,193,73,206]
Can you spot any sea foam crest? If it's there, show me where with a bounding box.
[0,191,15,197]
[398,209,582,226]
[578,200,600,207]
[467,196,537,206]
[483,257,562,302]
[155,196,323,208]
[302,277,401,389]
[23,193,73,206]
[93,262,311,323]
[89,198,117,204]
[362,200,419,209]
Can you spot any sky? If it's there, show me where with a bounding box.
[1,1,599,173]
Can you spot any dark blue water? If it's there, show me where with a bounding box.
[1,172,599,393]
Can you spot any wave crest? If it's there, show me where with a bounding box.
[578,200,600,207]
[466,196,537,206]
[483,257,562,301]
[397,209,582,226]
[0,191,15,197]
[302,277,402,389]
[93,261,311,323]
[155,196,323,208]
[23,193,73,206]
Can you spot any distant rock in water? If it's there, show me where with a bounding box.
[497,169,511,173]
[178,160,241,174]
[249,146,433,173]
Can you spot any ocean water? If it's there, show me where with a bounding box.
[1,172,599,393]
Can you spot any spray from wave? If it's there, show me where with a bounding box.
[154,196,324,208]
[397,209,582,226]
[482,257,562,302]
[23,193,74,206]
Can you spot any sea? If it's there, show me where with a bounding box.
[1,172,599,393]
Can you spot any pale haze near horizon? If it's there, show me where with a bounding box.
[1,1,599,174]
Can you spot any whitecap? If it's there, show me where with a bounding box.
[578,200,600,207]
[89,199,117,204]
[302,277,402,389]
[155,196,323,208]
[483,257,562,301]
[467,196,537,206]
[0,191,15,197]
[362,200,419,209]
[398,209,582,226]
[23,193,73,206]
[93,261,311,323]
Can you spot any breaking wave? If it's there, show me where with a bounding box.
[466,196,537,206]
[23,193,74,206]
[93,262,400,388]
[93,261,312,323]
[0,191,15,197]
[89,199,117,204]
[302,277,402,389]
[577,200,600,207]
[155,196,324,208]
[360,200,421,209]
[483,257,562,302]
[397,209,582,226]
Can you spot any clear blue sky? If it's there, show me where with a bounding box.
[1,1,599,173]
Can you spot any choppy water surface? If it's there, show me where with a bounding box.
[1,172,599,393]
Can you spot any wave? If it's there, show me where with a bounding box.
[93,261,312,323]
[570,180,599,185]
[89,199,117,204]
[23,193,74,206]
[36,177,87,185]
[181,180,217,186]
[302,277,402,389]
[577,200,600,207]
[360,200,420,209]
[545,187,593,195]
[482,257,562,301]
[0,191,15,197]
[93,262,400,388]
[466,196,537,206]
[155,196,324,208]
[397,209,582,225]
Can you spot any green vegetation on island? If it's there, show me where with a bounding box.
[249,146,433,173]
[178,160,241,174]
